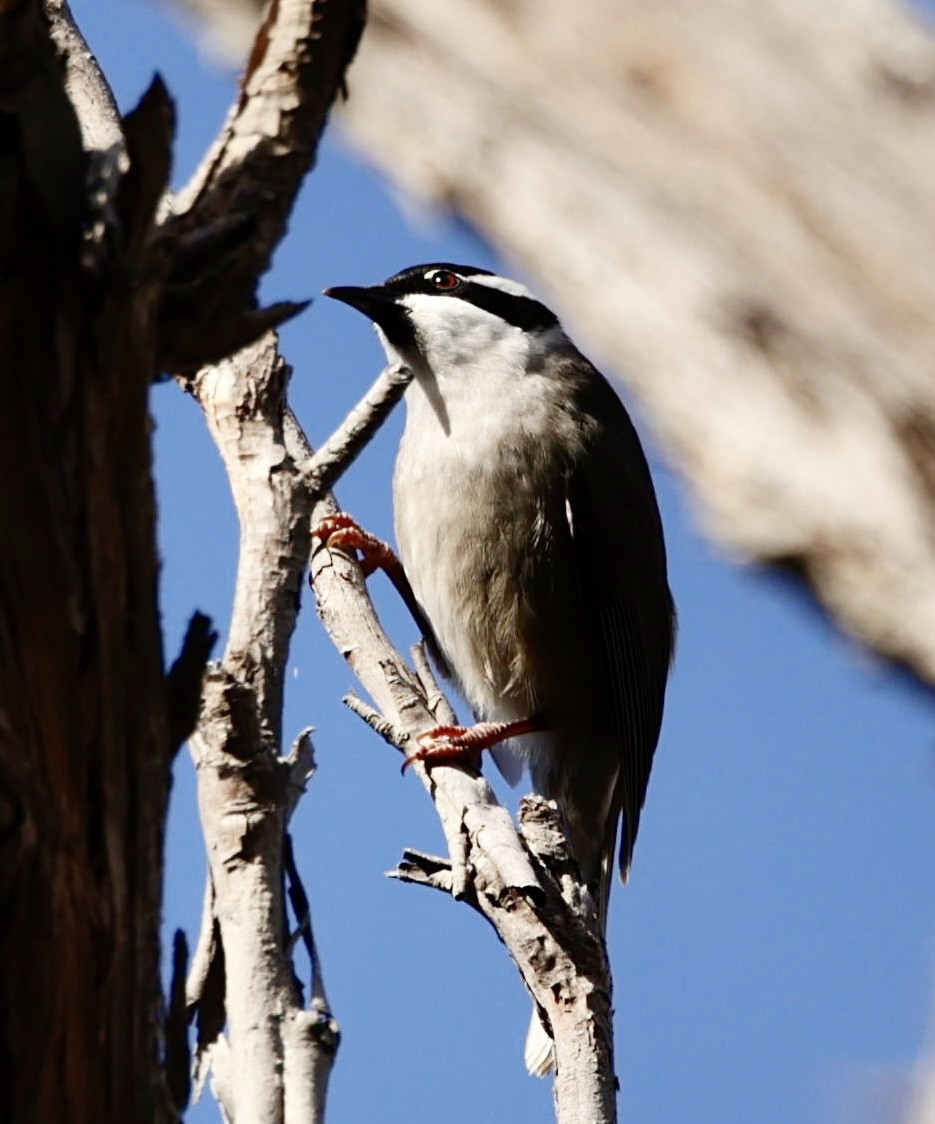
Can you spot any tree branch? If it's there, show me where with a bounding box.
[304,362,414,498]
[184,335,338,1123]
[158,0,367,373]
[300,411,619,1124]
[183,292,618,1119]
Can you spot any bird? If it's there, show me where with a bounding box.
[325,263,675,1074]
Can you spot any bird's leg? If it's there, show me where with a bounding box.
[312,513,439,651]
[402,714,548,775]
[314,514,546,775]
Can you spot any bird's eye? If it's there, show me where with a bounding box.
[427,269,461,292]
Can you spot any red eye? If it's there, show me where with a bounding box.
[428,270,460,292]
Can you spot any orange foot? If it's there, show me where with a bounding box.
[312,512,440,659]
[402,715,548,775]
[312,513,398,578]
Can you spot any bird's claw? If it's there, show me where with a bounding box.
[312,513,396,577]
[401,725,480,775]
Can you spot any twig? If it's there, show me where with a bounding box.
[165,611,218,756]
[185,878,218,1012]
[388,849,457,896]
[284,831,332,1010]
[283,727,316,821]
[343,691,409,750]
[411,640,457,724]
[304,362,413,497]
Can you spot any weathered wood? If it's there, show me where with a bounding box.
[0,6,175,1120]
[183,338,338,1124]
[173,5,369,1118]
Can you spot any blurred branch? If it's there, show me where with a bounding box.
[166,0,266,66]
[903,979,935,1124]
[337,0,935,693]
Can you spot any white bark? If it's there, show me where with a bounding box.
[168,3,365,1116]
[184,338,339,1124]
[182,320,620,1121]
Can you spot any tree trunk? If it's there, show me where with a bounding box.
[0,5,175,1120]
[0,0,364,1117]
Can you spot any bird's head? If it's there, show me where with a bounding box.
[326,264,563,382]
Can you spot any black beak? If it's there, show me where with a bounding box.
[325,284,397,318]
[325,284,413,347]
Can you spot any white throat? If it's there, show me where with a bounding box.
[379,294,568,443]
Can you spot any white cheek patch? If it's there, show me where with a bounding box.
[395,291,536,438]
[400,292,525,373]
[401,291,474,327]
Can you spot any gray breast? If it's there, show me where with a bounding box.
[392,406,592,728]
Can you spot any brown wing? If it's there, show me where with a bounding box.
[567,369,675,883]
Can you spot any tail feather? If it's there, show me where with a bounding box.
[524,1009,556,1077]
[523,780,623,1078]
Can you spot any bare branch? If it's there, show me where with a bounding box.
[281,354,616,1117]
[175,0,364,217]
[343,691,409,750]
[45,0,130,275]
[304,362,414,498]
[181,283,615,1117]
[190,336,309,741]
[284,727,316,821]
[304,433,618,1122]
[46,0,124,153]
[186,878,219,1012]
[411,641,457,725]
[388,849,457,897]
[185,334,337,1122]
[164,930,192,1114]
[283,831,334,1016]
[165,611,218,755]
[158,0,366,372]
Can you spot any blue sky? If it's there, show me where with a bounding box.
[73,4,935,1122]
